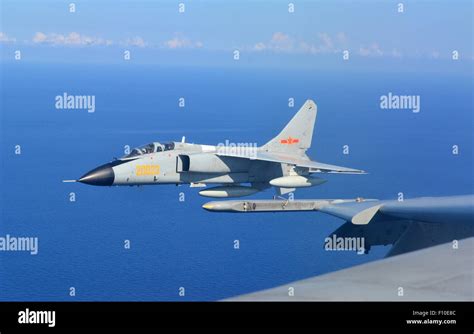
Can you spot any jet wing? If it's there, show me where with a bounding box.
[204,195,474,257]
[226,238,474,301]
[215,151,366,174]
[320,195,474,225]
[320,195,474,256]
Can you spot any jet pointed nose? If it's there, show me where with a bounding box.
[78,163,115,186]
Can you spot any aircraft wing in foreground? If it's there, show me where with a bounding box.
[227,237,474,301]
[203,195,474,257]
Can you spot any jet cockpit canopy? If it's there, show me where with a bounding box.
[123,142,175,158]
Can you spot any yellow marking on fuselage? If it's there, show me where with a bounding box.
[136,164,160,176]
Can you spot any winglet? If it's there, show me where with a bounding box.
[351,204,383,225]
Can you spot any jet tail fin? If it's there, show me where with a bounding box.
[261,99,317,156]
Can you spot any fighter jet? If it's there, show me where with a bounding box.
[65,100,365,198]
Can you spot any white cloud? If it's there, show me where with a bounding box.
[125,36,147,48]
[317,32,334,52]
[271,32,289,43]
[252,32,408,59]
[164,34,203,49]
[32,32,47,43]
[253,32,292,52]
[271,32,293,51]
[32,32,112,46]
[253,42,266,51]
[0,32,16,43]
[253,32,344,54]
[298,41,319,54]
[358,43,383,57]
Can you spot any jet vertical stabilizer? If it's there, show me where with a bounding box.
[261,99,317,156]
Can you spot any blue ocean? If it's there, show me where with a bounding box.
[1,63,472,300]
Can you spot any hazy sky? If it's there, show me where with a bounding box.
[0,0,472,67]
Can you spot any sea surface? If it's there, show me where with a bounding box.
[0,63,472,300]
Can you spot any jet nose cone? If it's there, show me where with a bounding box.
[78,163,115,186]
